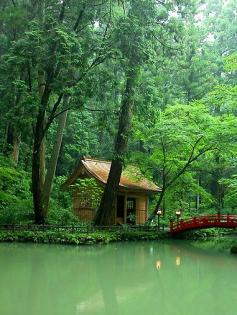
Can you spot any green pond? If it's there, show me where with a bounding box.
[0,240,236,315]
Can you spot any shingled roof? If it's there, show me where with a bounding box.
[62,157,161,193]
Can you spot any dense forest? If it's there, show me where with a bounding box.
[0,0,237,226]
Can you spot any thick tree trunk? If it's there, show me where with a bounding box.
[95,69,137,225]
[42,96,69,216]
[95,159,123,225]
[32,108,46,224]
[38,71,46,190]
[32,71,49,224]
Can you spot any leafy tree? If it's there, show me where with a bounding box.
[131,101,228,220]
[95,0,197,225]
[0,0,120,223]
[1,0,237,227]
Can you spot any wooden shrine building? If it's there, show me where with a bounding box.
[62,157,161,225]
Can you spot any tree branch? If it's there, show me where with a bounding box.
[167,141,214,189]
[27,61,32,92]
[43,93,64,136]
[11,0,17,7]
[52,105,118,120]
[73,3,86,31]
[102,0,112,41]
[59,0,67,22]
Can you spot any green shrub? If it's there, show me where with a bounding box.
[0,229,166,245]
[0,156,32,224]
[47,206,80,225]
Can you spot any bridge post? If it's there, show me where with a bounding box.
[227,213,230,223]
[170,219,173,232]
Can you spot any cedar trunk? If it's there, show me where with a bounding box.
[12,133,21,164]
[95,69,137,225]
[5,124,21,164]
[32,108,46,224]
[32,72,50,224]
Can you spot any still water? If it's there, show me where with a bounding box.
[0,240,236,315]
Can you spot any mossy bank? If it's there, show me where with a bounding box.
[0,230,168,245]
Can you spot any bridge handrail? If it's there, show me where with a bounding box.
[170,214,237,232]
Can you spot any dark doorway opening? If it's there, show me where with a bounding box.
[127,197,136,224]
[117,195,125,222]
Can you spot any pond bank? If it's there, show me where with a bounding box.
[0,229,168,245]
[174,228,237,254]
[173,228,237,240]
[0,227,236,251]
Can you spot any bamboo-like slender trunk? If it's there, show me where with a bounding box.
[12,132,21,164]
[42,96,69,216]
[5,124,21,164]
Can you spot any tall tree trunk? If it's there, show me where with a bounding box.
[147,189,166,223]
[11,132,21,164]
[5,124,21,164]
[42,96,69,216]
[32,108,47,224]
[38,71,46,189]
[95,160,123,225]
[210,154,222,214]
[95,69,138,225]
[32,71,49,224]
[196,176,200,211]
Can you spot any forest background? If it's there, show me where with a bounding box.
[0,0,237,226]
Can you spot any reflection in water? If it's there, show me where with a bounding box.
[175,256,181,266]
[156,260,162,270]
[0,241,237,315]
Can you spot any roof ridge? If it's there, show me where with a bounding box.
[84,156,111,164]
[62,157,161,192]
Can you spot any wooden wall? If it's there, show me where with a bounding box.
[73,190,96,222]
[135,195,148,224]
[72,188,149,225]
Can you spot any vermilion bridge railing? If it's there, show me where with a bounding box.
[170,214,237,234]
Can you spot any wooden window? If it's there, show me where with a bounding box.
[127,197,136,224]
[127,199,136,210]
[79,196,92,208]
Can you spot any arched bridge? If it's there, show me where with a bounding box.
[170,214,237,234]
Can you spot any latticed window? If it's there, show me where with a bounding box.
[72,178,103,210]
[75,191,94,209]
[79,195,92,208]
[127,199,135,209]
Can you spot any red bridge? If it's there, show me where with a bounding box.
[170,214,237,234]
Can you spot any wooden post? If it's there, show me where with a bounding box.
[170,219,173,232]
[124,193,127,224]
